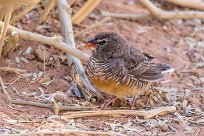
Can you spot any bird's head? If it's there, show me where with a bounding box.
[85,32,129,59]
[85,32,113,48]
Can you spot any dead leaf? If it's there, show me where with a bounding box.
[24,47,32,54]
[194,62,204,68]
[184,126,194,134]
[38,76,52,84]
[23,73,33,78]
[38,71,44,79]
[42,79,54,86]
[196,119,204,123]
[32,73,37,81]
[20,57,29,64]
[15,56,20,64]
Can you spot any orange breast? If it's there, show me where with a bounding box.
[90,77,145,99]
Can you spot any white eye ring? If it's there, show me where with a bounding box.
[97,39,107,45]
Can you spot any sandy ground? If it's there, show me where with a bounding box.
[0,0,204,135]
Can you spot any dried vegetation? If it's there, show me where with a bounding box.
[0,0,204,135]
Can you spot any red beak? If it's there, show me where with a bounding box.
[85,43,97,48]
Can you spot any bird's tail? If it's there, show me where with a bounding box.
[157,63,175,74]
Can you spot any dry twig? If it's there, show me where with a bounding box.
[0,130,121,136]
[0,67,26,75]
[10,99,94,112]
[162,0,204,11]
[0,21,90,62]
[63,106,176,119]
[0,0,40,58]
[72,0,102,24]
[2,31,19,56]
[140,0,204,19]
[0,4,13,58]
[10,2,40,25]
[102,12,150,20]
[56,0,103,101]
[0,75,11,101]
[75,17,111,38]
[38,0,56,24]
[68,0,76,6]
[0,69,94,114]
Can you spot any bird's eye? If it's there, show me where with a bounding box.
[97,39,106,45]
[101,40,106,44]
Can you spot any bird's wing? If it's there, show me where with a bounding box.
[125,47,163,82]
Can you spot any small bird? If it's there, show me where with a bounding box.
[85,32,174,109]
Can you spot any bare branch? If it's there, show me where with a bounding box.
[0,21,90,62]
[0,67,26,75]
[0,5,7,21]
[75,17,111,38]
[162,0,204,11]
[10,4,38,25]
[1,129,121,136]
[0,0,40,58]
[0,0,39,5]
[63,106,176,119]
[140,0,160,17]
[67,0,76,6]
[10,99,94,111]
[0,4,13,58]
[102,12,150,20]
[38,0,55,24]
[2,32,19,56]
[56,0,103,101]
[0,75,11,101]
[72,0,102,24]
[140,0,204,19]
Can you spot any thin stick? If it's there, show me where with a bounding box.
[10,99,95,111]
[0,4,13,58]
[0,75,11,101]
[75,17,111,38]
[38,0,55,24]
[140,0,160,17]
[2,31,19,57]
[102,12,150,20]
[10,4,38,25]
[63,106,176,119]
[56,0,103,101]
[72,0,102,24]
[11,99,52,109]
[0,130,122,136]
[140,0,204,19]
[68,0,76,6]
[158,10,204,19]
[0,21,90,62]
[0,0,40,24]
[43,50,46,77]
[0,0,39,5]
[0,5,6,21]
[162,0,204,11]
[2,33,14,57]
[0,67,26,75]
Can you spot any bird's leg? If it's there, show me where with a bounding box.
[131,95,136,110]
[100,97,118,110]
[146,90,154,105]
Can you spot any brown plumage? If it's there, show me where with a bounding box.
[85,32,173,106]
